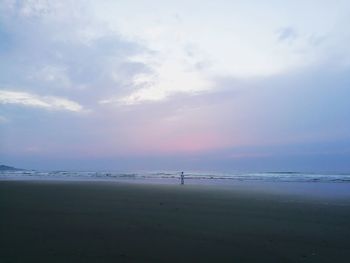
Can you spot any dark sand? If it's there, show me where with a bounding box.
[1,180,350,263]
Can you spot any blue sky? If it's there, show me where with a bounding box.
[1,0,350,172]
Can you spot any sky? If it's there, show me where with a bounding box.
[1,0,350,172]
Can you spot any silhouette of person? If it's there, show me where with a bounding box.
[180,171,184,185]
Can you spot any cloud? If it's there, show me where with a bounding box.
[0,115,9,123]
[92,1,350,105]
[1,1,350,172]
[276,27,298,42]
[103,58,213,105]
[0,0,148,110]
[2,0,350,109]
[0,90,83,112]
[30,65,71,89]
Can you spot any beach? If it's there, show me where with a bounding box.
[1,180,350,262]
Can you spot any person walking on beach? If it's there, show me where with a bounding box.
[180,171,184,185]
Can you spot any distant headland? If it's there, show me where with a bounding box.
[0,165,23,171]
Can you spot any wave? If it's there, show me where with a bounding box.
[1,170,350,183]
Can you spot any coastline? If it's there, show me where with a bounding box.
[2,174,350,201]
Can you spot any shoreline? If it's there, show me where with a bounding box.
[1,176,350,201]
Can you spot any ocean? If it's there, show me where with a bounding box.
[1,170,350,183]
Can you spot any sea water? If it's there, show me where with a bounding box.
[2,170,350,200]
[1,170,350,183]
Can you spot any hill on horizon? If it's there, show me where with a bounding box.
[0,165,23,171]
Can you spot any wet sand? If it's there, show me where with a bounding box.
[1,180,350,262]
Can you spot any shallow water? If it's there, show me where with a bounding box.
[2,170,350,200]
[2,170,350,182]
